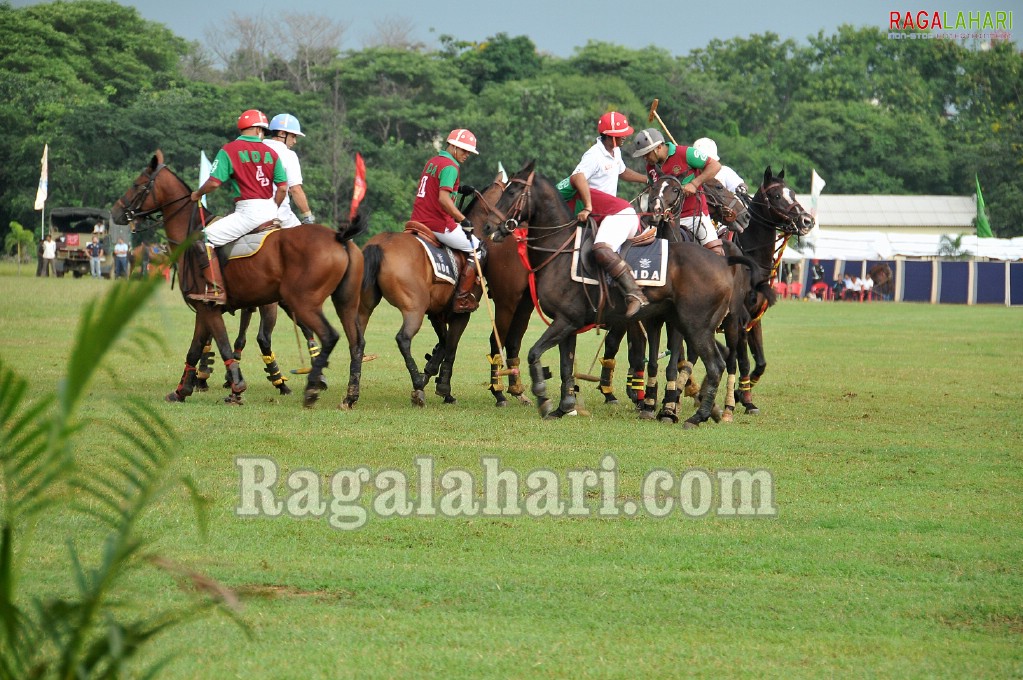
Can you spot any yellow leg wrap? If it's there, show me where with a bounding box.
[725,375,736,409]
[261,353,276,365]
[488,353,505,391]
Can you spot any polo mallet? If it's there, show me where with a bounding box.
[574,331,608,383]
[648,99,679,146]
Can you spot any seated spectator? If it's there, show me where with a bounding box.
[861,274,874,300]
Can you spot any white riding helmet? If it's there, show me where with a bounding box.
[693,137,719,160]
[630,128,664,158]
[269,113,305,137]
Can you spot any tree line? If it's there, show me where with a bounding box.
[1,0,1020,248]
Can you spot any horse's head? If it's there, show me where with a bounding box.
[463,171,508,236]
[753,167,814,236]
[647,176,685,229]
[484,160,537,243]
[702,178,751,233]
[111,150,195,243]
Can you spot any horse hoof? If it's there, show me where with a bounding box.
[224,394,244,406]
[337,401,353,411]
[603,395,620,405]
[411,390,426,407]
[165,392,184,403]
[194,380,209,392]
[494,400,508,408]
[637,408,656,420]
[744,405,760,415]
[710,405,723,423]
[721,410,734,423]
[303,390,321,408]
[537,398,555,418]
[277,384,293,396]
[516,395,533,407]
[443,395,457,404]
[683,420,700,430]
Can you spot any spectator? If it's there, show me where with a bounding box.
[87,236,104,278]
[41,235,56,277]
[113,237,129,279]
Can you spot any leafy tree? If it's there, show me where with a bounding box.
[440,33,543,94]
[4,221,35,272]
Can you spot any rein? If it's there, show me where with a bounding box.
[114,163,197,247]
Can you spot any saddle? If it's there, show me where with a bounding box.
[404,221,460,284]
[570,226,669,288]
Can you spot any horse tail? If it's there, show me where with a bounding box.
[335,212,367,244]
[361,243,384,308]
[727,255,777,309]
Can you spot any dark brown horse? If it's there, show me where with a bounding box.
[483,161,740,426]
[111,150,365,408]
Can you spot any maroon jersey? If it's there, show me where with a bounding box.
[208,135,287,202]
[646,144,709,218]
[410,152,460,232]
[567,188,632,226]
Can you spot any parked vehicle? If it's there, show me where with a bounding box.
[49,207,130,278]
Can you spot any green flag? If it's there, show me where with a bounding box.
[975,174,993,238]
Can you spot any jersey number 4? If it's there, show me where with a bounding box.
[256,166,271,188]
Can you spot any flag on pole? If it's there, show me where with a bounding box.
[34,144,49,210]
[975,174,993,238]
[810,169,826,221]
[199,150,212,208]
[349,152,366,221]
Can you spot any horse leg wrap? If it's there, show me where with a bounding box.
[529,362,549,399]
[225,359,246,394]
[507,357,526,396]
[659,382,680,422]
[435,363,453,397]
[598,358,616,395]
[170,364,197,401]
[750,365,764,386]
[725,375,736,411]
[559,378,577,414]
[642,376,659,413]
[262,353,287,386]
[196,344,214,381]
[423,346,444,379]
[307,338,321,360]
[630,369,646,402]
[739,377,753,403]
[488,353,505,392]
[679,361,698,399]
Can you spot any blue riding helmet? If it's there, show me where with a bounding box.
[269,113,305,137]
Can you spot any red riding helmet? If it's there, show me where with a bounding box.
[597,111,634,137]
[447,128,479,155]
[237,109,270,131]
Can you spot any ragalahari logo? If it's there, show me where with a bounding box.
[888,9,1013,41]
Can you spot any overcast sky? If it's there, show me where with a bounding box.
[10,0,1021,56]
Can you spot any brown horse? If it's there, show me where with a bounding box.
[128,242,171,279]
[358,184,504,406]
[484,161,741,426]
[111,150,365,408]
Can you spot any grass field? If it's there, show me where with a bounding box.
[1,262,1021,678]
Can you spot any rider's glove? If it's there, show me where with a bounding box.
[300,211,316,224]
[460,218,474,234]
[457,185,476,197]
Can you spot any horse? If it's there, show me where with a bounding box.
[111,150,365,409]
[597,174,771,422]
[128,242,171,279]
[483,161,741,426]
[727,167,815,412]
[358,183,507,406]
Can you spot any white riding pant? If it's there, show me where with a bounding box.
[204,198,279,247]
[277,202,301,228]
[679,213,718,247]
[436,227,481,254]
[594,206,640,252]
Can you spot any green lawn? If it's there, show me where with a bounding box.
[1,263,1021,678]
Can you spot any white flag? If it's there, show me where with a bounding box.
[199,150,212,208]
[34,144,48,211]
[810,169,826,220]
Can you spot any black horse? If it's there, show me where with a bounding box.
[728,167,815,412]
[483,161,741,426]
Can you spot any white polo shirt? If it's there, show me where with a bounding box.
[572,139,626,196]
[264,138,304,228]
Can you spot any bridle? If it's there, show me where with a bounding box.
[113,163,194,244]
[488,171,537,237]
[749,180,808,235]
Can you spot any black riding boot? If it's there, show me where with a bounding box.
[592,243,648,319]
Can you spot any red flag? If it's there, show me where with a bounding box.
[350,152,366,222]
